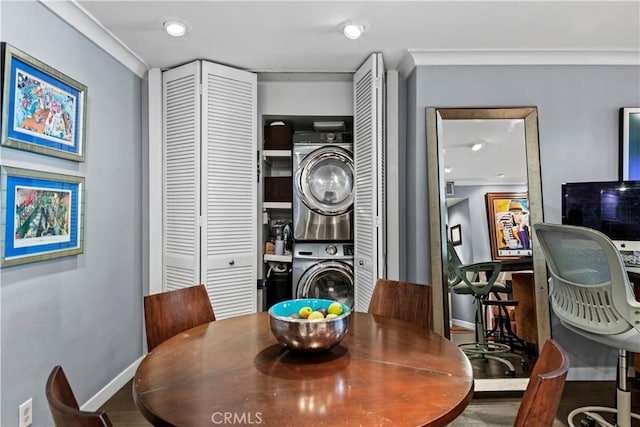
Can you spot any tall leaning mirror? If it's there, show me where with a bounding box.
[426,107,550,391]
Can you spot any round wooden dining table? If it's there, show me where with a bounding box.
[133,312,474,427]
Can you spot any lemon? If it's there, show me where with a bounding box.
[327,302,343,316]
[326,313,339,319]
[307,311,325,320]
[298,306,313,319]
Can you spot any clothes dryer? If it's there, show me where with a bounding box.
[292,242,354,309]
[293,132,353,241]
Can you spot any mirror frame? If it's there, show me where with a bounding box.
[426,107,550,390]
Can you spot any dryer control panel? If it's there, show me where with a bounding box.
[292,132,352,144]
[294,242,354,260]
[342,244,354,256]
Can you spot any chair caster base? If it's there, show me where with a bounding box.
[567,405,640,427]
[458,341,512,355]
[579,417,596,427]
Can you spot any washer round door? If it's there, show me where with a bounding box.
[297,260,354,308]
[296,147,354,215]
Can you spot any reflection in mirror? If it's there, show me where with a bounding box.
[426,107,550,390]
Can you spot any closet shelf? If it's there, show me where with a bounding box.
[264,254,292,263]
[263,202,292,209]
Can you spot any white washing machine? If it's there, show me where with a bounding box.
[292,242,354,309]
[293,132,353,241]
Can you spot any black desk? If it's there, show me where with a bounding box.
[499,258,533,272]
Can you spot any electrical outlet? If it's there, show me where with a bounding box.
[19,398,32,427]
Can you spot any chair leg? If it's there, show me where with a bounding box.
[458,295,517,377]
[567,350,640,427]
[484,297,529,355]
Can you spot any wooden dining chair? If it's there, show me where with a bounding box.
[46,365,113,427]
[367,278,433,330]
[144,284,216,351]
[513,339,570,427]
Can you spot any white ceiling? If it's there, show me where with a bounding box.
[442,118,527,187]
[43,1,638,195]
[70,0,640,74]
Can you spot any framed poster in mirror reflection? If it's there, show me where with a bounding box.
[485,192,531,260]
[450,224,462,246]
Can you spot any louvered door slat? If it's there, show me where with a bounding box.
[163,62,200,289]
[201,62,257,319]
[354,53,386,312]
[205,265,254,319]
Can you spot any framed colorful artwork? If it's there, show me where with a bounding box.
[1,166,85,267]
[619,107,640,180]
[485,192,532,260]
[1,43,87,161]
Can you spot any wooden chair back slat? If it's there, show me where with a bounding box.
[368,279,433,330]
[513,339,570,427]
[46,365,113,427]
[144,284,215,351]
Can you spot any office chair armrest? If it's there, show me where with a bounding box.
[456,261,503,297]
[610,266,640,331]
[621,288,640,332]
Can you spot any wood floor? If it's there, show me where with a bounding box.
[450,330,532,380]
[101,379,640,426]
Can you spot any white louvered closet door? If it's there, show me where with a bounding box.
[353,53,386,312]
[201,62,257,319]
[162,62,201,291]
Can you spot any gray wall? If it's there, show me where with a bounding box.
[407,64,640,376]
[1,2,144,425]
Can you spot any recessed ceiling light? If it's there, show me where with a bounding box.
[342,22,365,40]
[497,173,505,178]
[444,166,452,173]
[164,21,187,37]
[470,142,483,151]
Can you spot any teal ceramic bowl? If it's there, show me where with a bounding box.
[268,298,351,353]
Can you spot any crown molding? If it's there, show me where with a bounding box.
[34,1,640,79]
[39,0,149,78]
[397,53,417,79]
[408,49,640,67]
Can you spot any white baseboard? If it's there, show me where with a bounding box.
[451,318,475,330]
[475,378,529,392]
[471,368,620,393]
[81,356,144,411]
[567,367,616,381]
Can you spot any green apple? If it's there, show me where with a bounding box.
[298,306,313,319]
[327,302,343,316]
[308,311,325,320]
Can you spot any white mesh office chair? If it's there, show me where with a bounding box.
[533,223,640,427]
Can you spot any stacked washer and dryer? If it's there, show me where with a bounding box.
[292,129,355,309]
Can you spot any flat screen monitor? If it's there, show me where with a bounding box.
[562,180,640,254]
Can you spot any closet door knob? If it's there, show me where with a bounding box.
[229,260,235,266]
